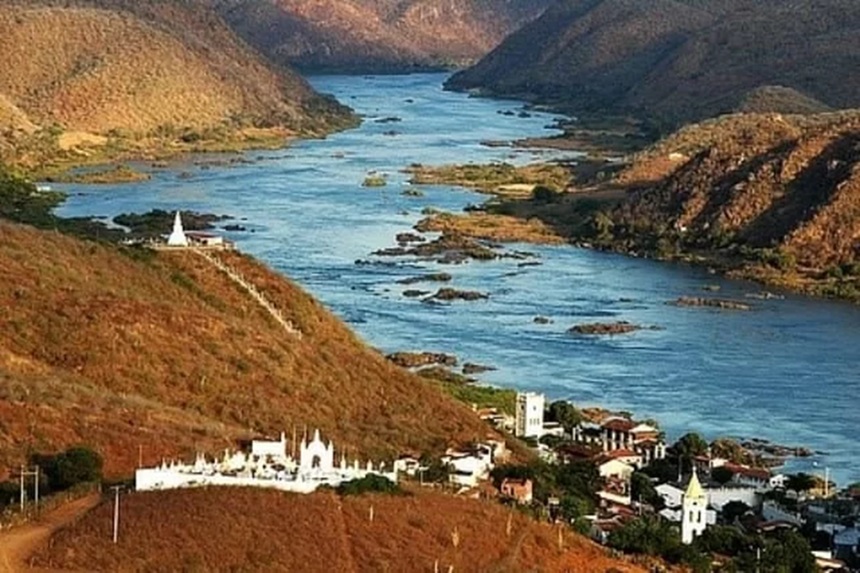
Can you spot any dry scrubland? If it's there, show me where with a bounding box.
[0,0,352,170]
[35,488,644,572]
[0,221,493,477]
[217,0,552,72]
[448,0,860,127]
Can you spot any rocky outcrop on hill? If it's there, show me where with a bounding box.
[447,0,860,126]
[215,0,552,73]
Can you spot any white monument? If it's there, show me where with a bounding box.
[134,429,396,494]
[167,211,188,246]
[515,392,546,438]
[682,468,709,544]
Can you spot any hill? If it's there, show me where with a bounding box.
[603,111,860,299]
[0,219,497,477]
[0,0,354,172]
[33,487,644,572]
[214,0,552,73]
[446,0,860,127]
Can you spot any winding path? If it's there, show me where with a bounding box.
[0,494,101,572]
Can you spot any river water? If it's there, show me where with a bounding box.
[54,73,860,484]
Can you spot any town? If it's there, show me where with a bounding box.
[132,387,859,571]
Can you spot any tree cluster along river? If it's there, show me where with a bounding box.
[55,74,860,484]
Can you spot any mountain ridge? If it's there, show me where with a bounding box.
[215,0,553,73]
[446,0,860,127]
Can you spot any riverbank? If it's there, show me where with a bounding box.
[407,121,860,305]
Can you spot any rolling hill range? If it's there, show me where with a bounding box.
[0,219,496,477]
[0,0,353,171]
[446,0,860,127]
[34,488,644,572]
[214,0,553,73]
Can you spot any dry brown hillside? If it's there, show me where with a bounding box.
[0,0,353,170]
[35,488,645,572]
[216,0,552,73]
[447,0,860,127]
[0,221,494,477]
[602,112,860,299]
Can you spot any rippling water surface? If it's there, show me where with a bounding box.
[55,74,860,484]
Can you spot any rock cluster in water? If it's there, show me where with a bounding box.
[386,351,457,369]
[673,296,752,311]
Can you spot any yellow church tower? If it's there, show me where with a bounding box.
[681,467,708,544]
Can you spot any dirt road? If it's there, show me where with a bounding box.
[0,494,101,572]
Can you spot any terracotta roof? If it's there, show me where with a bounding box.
[603,449,641,460]
[725,463,771,480]
[601,417,635,432]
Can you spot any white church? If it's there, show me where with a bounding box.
[135,429,397,494]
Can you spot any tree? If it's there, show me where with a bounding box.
[785,473,816,494]
[720,501,751,524]
[643,458,680,483]
[672,432,709,469]
[531,185,559,203]
[336,474,402,496]
[546,400,582,433]
[711,466,735,486]
[555,460,602,500]
[420,457,451,485]
[631,471,663,509]
[559,494,592,521]
[35,447,103,492]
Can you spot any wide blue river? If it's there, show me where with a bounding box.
[55,74,860,484]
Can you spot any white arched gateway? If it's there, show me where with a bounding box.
[299,429,335,472]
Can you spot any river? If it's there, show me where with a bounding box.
[54,73,860,484]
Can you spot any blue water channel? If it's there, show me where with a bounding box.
[54,74,860,484]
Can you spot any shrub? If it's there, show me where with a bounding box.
[33,446,103,492]
[335,474,402,496]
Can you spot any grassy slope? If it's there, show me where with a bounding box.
[34,488,644,572]
[0,221,493,476]
[0,0,353,170]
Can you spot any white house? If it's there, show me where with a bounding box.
[598,459,636,482]
[515,392,545,438]
[443,443,495,488]
[135,429,395,494]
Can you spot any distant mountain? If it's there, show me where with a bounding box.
[447,0,860,126]
[214,0,553,73]
[0,217,493,477]
[0,0,353,169]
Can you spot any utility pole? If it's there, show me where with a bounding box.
[18,465,40,512]
[111,485,122,544]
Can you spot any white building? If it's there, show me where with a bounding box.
[167,211,189,247]
[443,443,495,488]
[682,469,709,544]
[135,429,396,494]
[515,392,545,438]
